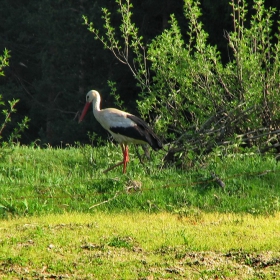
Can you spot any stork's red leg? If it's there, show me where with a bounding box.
[121,144,129,173]
[103,144,129,174]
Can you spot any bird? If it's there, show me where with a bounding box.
[79,90,162,173]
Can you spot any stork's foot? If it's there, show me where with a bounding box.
[103,161,124,174]
[103,144,130,174]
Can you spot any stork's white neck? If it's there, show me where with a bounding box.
[92,93,101,113]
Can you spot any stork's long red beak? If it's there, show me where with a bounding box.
[79,102,91,123]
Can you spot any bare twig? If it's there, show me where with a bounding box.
[89,191,119,209]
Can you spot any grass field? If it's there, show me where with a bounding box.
[1,212,280,279]
[0,144,280,279]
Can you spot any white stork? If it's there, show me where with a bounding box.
[79,90,162,173]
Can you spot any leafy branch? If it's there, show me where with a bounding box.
[83,0,150,92]
[0,49,30,146]
[0,48,10,76]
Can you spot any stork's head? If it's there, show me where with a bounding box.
[85,90,100,103]
[79,90,101,123]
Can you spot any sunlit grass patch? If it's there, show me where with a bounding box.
[0,212,280,279]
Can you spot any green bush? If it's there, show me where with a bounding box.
[84,0,280,165]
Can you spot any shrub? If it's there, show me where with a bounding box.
[84,0,280,166]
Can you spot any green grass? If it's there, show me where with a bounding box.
[0,144,279,217]
[0,144,280,279]
[0,212,280,279]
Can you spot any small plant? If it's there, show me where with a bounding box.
[0,198,16,218]
[0,49,30,146]
[107,235,134,249]
[0,99,30,145]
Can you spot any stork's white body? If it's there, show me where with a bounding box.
[94,108,148,145]
[79,90,162,173]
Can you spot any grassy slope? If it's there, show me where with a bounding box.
[0,144,279,216]
[0,145,280,279]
